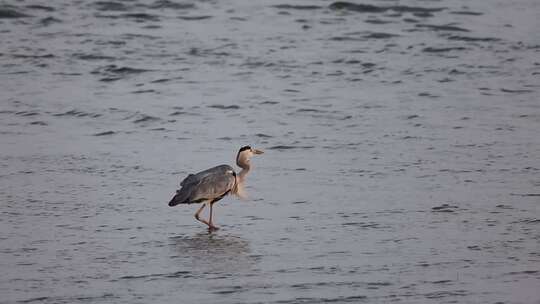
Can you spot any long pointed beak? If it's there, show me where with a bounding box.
[253,149,264,155]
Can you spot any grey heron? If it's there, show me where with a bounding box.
[168,146,264,230]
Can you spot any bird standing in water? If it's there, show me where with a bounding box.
[168,146,264,230]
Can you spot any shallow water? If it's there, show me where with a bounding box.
[1,0,539,303]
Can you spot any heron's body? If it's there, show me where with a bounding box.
[168,146,263,230]
[169,165,237,206]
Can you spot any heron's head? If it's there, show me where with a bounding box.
[236,145,263,168]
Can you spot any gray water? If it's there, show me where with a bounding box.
[1,0,539,303]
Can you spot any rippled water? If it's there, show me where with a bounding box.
[1,0,539,303]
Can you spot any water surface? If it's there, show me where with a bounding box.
[1,0,539,303]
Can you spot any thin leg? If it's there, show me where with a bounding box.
[194,202,211,228]
[208,202,218,230]
[209,203,213,225]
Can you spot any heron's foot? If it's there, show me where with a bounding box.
[208,225,220,231]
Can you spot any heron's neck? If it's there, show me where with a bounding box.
[237,159,251,181]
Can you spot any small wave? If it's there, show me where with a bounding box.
[12,53,55,59]
[447,35,499,42]
[169,111,186,116]
[118,271,190,280]
[122,13,160,21]
[406,114,419,119]
[53,110,101,118]
[364,32,399,39]
[268,145,314,150]
[178,15,212,20]
[97,13,160,21]
[424,290,468,299]
[95,39,126,46]
[132,114,160,124]
[504,270,539,276]
[121,33,160,40]
[330,2,386,13]
[15,111,39,117]
[241,60,275,68]
[30,121,47,126]
[147,0,196,10]
[365,18,393,24]
[272,4,323,10]
[20,294,118,303]
[208,104,240,110]
[99,77,122,82]
[255,133,272,138]
[423,46,467,53]
[404,17,419,23]
[131,89,156,94]
[413,11,435,18]
[212,286,244,295]
[0,7,30,18]
[431,203,459,212]
[329,2,445,14]
[92,1,130,11]
[18,297,50,303]
[275,295,367,303]
[73,53,115,61]
[342,222,386,229]
[296,108,325,113]
[510,193,540,197]
[331,32,399,41]
[93,131,115,136]
[150,78,173,83]
[451,11,483,16]
[94,65,150,75]
[367,281,393,287]
[500,88,534,94]
[39,16,62,26]
[92,64,151,81]
[514,218,540,224]
[416,24,470,32]
[429,280,453,284]
[26,5,55,12]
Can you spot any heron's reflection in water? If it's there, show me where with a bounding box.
[169,232,257,275]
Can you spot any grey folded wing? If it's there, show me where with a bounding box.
[176,165,236,203]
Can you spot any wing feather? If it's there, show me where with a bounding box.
[175,165,236,204]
